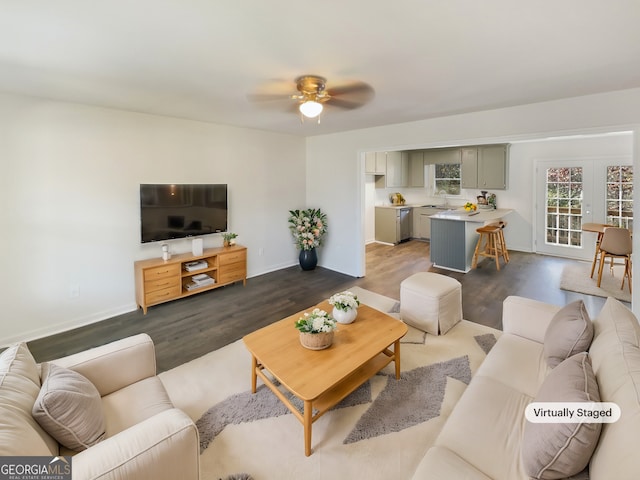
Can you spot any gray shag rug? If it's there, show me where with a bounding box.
[560,261,631,302]
[160,288,501,480]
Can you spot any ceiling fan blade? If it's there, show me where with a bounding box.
[326,97,368,110]
[326,81,374,98]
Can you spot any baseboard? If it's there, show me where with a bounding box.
[1,303,139,348]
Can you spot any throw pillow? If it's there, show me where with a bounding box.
[522,352,602,479]
[32,362,106,451]
[543,300,593,368]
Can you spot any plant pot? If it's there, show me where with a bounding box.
[299,248,318,271]
[299,331,334,350]
[332,306,357,324]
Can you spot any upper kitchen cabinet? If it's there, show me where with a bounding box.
[460,144,509,190]
[423,148,462,165]
[460,148,478,189]
[375,151,413,188]
[365,151,387,175]
[385,151,408,188]
[408,151,425,187]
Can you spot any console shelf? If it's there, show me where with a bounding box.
[134,245,247,314]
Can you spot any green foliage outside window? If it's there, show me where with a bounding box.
[434,164,461,195]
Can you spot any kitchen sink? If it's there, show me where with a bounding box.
[421,204,449,209]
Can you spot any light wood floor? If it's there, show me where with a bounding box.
[28,241,608,372]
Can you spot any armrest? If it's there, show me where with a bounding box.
[502,296,561,343]
[71,408,199,480]
[50,334,156,396]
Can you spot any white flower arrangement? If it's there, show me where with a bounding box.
[288,208,328,251]
[328,291,360,312]
[294,308,337,333]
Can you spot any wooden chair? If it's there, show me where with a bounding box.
[597,227,632,293]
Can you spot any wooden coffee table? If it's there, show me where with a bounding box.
[243,300,408,456]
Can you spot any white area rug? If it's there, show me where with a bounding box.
[159,288,501,480]
[560,261,631,303]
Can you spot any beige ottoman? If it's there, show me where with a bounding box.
[400,272,462,335]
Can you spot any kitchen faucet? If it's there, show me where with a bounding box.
[438,190,448,207]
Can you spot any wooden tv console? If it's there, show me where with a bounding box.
[134,245,247,314]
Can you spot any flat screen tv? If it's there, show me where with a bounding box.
[140,184,228,243]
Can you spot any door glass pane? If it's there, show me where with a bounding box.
[545,167,582,247]
[606,166,633,231]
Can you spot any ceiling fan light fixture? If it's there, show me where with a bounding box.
[299,100,323,118]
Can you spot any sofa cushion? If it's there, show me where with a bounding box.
[522,352,601,479]
[587,297,640,480]
[434,374,532,479]
[32,362,106,451]
[0,343,58,456]
[101,376,173,437]
[543,300,593,368]
[473,333,548,398]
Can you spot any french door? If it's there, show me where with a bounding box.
[535,158,632,260]
[535,160,594,260]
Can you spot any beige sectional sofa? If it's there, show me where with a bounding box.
[0,334,199,480]
[412,295,640,479]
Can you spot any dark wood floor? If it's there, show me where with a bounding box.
[28,241,610,372]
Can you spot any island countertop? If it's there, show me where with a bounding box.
[429,208,513,222]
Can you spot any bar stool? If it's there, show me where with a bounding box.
[472,223,509,271]
[489,221,510,263]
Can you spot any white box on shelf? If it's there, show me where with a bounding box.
[192,238,204,256]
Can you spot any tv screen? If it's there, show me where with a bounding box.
[140,184,228,243]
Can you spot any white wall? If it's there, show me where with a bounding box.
[306,88,640,309]
[0,93,306,345]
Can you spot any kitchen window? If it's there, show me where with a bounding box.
[434,163,461,195]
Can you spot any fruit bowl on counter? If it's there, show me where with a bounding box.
[390,192,406,205]
[463,202,477,212]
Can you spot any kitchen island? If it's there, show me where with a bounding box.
[430,208,513,272]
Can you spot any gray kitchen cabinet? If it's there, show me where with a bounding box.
[412,208,422,238]
[423,148,461,164]
[384,151,408,188]
[375,207,412,244]
[365,152,386,174]
[478,145,508,189]
[460,144,508,190]
[460,148,479,189]
[412,207,439,240]
[408,151,425,187]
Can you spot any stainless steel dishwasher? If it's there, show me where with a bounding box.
[399,208,411,241]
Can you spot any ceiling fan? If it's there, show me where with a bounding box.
[249,75,374,123]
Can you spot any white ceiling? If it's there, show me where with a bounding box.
[2,0,640,137]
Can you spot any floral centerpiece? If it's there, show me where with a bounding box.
[288,208,328,271]
[329,291,360,311]
[288,208,328,251]
[328,290,360,324]
[295,308,337,350]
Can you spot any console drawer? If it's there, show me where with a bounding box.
[219,263,246,284]
[143,264,180,281]
[145,285,181,305]
[144,276,181,294]
[219,250,246,266]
